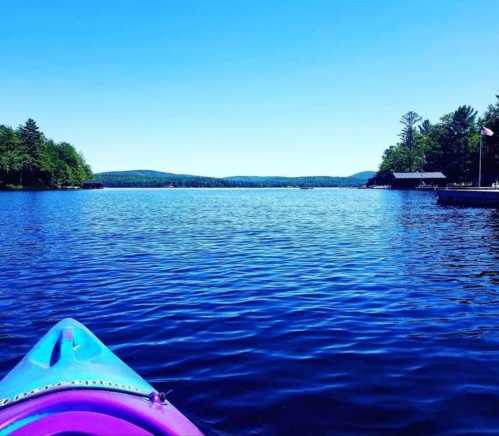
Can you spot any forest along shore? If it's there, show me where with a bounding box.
[93,170,375,189]
[368,93,499,187]
[0,119,92,190]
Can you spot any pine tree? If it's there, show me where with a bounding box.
[400,111,422,171]
[18,118,45,185]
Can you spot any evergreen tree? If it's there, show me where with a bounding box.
[400,111,422,170]
[18,118,46,185]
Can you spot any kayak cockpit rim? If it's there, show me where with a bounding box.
[0,380,156,409]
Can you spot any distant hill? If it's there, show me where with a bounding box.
[223,174,374,187]
[95,170,229,188]
[349,171,376,180]
[94,170,375,188]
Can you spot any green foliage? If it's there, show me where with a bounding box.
[373,98,497,185]
[480,95,499,184]
[95,170,376,188]
[0,119,92,188]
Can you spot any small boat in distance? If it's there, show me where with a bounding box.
[0,318,202,435]
[299,186,314,190]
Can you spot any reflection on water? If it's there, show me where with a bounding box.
[1,188,499,434]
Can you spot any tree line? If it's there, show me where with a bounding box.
[95,171,374,188]
[0,119,92,189]
[369,93,499,186]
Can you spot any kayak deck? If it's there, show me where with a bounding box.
[0,318,153,405]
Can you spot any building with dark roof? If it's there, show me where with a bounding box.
[390,172,447,189]
[81,181,104,189]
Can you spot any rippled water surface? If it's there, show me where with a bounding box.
[2,188,499,435]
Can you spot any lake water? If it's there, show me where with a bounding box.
[1,188,499,435]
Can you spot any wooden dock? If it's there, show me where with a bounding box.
[436,188,499,207]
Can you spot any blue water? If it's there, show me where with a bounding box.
[1,188,499,435]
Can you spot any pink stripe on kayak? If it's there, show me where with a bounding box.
[11,411,151,436]
[0,389,202,436]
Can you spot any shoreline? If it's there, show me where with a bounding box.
[0,186,82,191]
[0,185,368,191]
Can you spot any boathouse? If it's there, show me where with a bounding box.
[390,172,447,189]
[81,181,104,189]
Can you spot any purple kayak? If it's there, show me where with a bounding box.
[0,318,203,435]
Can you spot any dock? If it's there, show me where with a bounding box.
[436,188,499,207]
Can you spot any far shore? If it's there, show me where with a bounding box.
[1,185,366,191]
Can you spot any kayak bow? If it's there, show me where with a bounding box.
[0,318,202,435]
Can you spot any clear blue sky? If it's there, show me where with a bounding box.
[1,0,498,176]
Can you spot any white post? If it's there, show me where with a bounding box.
[479,134,483,188]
